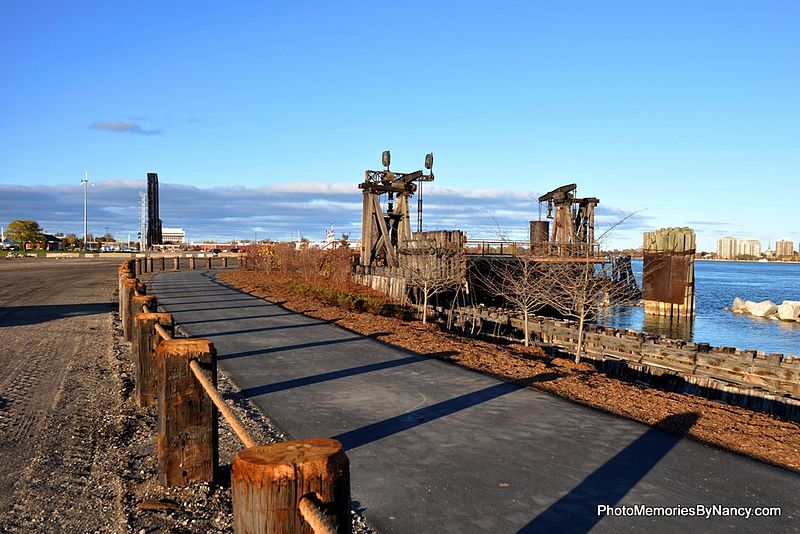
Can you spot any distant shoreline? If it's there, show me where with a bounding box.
[695,258,800,264]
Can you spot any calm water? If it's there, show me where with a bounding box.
[601,260,800,356]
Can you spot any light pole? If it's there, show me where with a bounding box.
[81,172,89,249]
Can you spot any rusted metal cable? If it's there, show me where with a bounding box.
[188,359,256,449]
[298,494,337,534]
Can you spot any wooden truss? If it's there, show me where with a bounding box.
[359,168,431,267]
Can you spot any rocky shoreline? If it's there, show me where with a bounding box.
[729,297,800,322]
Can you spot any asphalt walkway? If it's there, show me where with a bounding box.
[151,270,798,533]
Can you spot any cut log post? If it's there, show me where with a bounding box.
[160,256,166,272]
[131,295,157,340]
[121,278,138,341]
[156,338,218,486]
[206,257,212,269]
[134,312,174,408]
[232,438,351,534]
[223,257,229,268]
[189,256,196,270]
[147,257,154,272]
[118,265,133,315]
[136,258,143,275]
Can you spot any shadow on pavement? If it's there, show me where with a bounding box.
[242,354,427,397]
[333,382,524,450]
[219,336,365,360]
[519,412,700,534]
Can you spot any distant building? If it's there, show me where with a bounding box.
[161,228,186,245]
[716,236,738,259]
[738,238,761,258]
[775,239,795,258]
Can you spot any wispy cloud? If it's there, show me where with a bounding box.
[89,120,162,136]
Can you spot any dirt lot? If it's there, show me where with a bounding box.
[0,258,376,533]
[219,269,800,473]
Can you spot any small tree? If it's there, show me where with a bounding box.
[7,220,44,251]
[400,236,464,325]
[476,251,546,346]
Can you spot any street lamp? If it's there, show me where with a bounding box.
[81,172,89,249]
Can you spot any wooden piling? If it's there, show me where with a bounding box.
[130,295,157,341]
[189,256,196,270]
[206,257,212,269]
[173,256,180,270]
[134,313,174,408]
[121,278,138,341]
[232,438,351,534]
[160,256,166,272]
[118,265,133,315]
[156,338,218,486]
[223,257,229,268]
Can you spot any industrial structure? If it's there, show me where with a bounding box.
[146,172,162,249]
[534,183,599,257]
[358,151,434,267]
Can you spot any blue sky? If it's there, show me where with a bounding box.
[1,1,797,251]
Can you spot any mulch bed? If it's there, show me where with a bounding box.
[218,270,800,473]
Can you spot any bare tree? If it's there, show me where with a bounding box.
[475,252,547,346]
[400,234,464,325]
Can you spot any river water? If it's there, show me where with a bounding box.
[601,260,800,357]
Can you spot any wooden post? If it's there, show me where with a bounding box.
[223,257,229,268]
[157,339,218,486]
[118,265,133,315]
[147,257,154,272]
[130,295,157,341]
[232,438,351,534]
[160,256,166,272]
[173,256,180,271]
[136,258,143,275]
[206,257,212,270]
[190,256,196,270]
[121,278,138,341]
[134,312,174,408]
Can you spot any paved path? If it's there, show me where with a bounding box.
[152,270,798,534]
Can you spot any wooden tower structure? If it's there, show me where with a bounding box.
[359,151,433,267]
[537,183,599,256]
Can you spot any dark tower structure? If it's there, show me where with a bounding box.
[146,172,162,249]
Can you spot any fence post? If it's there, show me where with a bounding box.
[122,278,138,341]
[160,256,166,272]
[223,257,229,268]
[130,294,157,341]
[146,256,153,272]
[232,438,351,534]
[206,257,212,270]
[135,258,143,275]
[118,264,133,315]
[134,312,174,408]
[157,339,218,486]
[189,256,196,270]
[173,256,180,271]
